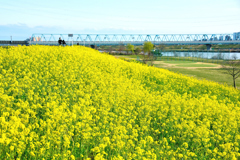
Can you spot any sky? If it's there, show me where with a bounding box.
[0,0,240,40]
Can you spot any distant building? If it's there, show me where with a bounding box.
[233,32,240,40]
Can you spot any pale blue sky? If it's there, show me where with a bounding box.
[0,0,240,40]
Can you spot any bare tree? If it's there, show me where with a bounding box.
[232,54,238,60]
[212,53,224,60]
[222,61,240,88]
[118,43,125,54]
[108,46,113,54]
[184,52,189,57]
[173,51,179,57]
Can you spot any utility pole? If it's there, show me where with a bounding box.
[68,34,73,47]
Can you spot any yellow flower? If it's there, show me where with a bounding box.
[70,155,75,160]
[10,146,14,151]
[0,45,239,159]
[182,142,188,149]
[30,151,35,157]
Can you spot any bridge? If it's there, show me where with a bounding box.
[30,33,240,49]
[1,33,240,50]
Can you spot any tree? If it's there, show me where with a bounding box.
[232,54,238,60]
[126,43,134,54]
[108,46,113,54]
[143,42,154,56]
[135,47,141,55]
[211,53,224,60]
[158,45,166,51]
[118,43,125,54]
[173,51,179,57]
[152,50,162,57]
[142,42,155,66]
[222,61,240,88]
[184,52,189,57]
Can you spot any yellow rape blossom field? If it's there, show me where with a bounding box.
[0,45,240,160]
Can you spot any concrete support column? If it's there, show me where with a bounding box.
[206,44,212,51]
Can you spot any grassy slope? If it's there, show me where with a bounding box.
[115,55,239,88]
[154,64,239,88]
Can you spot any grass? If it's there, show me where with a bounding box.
[114,55,144,58]
[115,55,228,65]
[153,62,239,88]
[114,55,239,88]
[162,67,239,87]
[156,56,226,64]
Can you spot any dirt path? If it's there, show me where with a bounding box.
[153,61,175,67]
[184,62,222,69]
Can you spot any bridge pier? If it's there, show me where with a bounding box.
[206,44,212,50]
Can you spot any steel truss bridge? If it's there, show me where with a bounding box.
[31,34,240,47]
